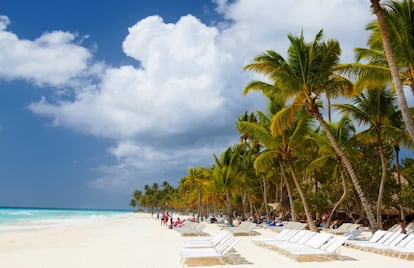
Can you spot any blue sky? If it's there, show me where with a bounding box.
[0,0,389,209]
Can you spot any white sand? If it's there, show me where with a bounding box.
[0,213,411,268]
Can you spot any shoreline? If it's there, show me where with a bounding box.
[0,207,132,234]
[0,213,412,268]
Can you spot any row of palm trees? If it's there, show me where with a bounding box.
[130,0,414,232]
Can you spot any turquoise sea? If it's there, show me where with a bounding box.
[0,207,132,233]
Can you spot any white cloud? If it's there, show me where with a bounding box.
[0,16,92,86]
[4,0,376,191]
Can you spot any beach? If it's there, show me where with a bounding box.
[0,213,412,268]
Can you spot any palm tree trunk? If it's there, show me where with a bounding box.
[249,196,254,221]
[262,176,269,217]
[376,136,388,230]
[371,0,414,142]
[240,188,248,220]
[315,114,378,232]
[225,189,233,225]
[327,159,348,228]
[197,190,202,219]
[327,97,332,122]
[394,145,406,220]
[279,161,296,221]
[286,159,318,232]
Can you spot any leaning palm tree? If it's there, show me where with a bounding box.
[370,0,414,142]
[243,30,378,231]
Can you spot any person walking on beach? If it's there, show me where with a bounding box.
[161,212,166,226]
[163,211,169,226]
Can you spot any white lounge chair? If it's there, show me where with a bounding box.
[253,229,298,245]
[386,234,414,260]
[323,223,360,235]
[179,236,241,266]
[223,221,257,236]
[182,230,232,248]
[174,221,207,236]
[269,221,306,232]
[259,230,314,249]
[345,229,387,249]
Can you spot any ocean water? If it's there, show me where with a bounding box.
[0,207,132,233]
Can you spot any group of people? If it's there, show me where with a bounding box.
[156,211,185,228]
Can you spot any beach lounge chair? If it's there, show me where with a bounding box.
[179,236,241,266]
[223,221,257,236]
[257,230,314,249]
[346,230,398,249]
[182,230,232,248]
[323,223,360,235]
[345,229,387,249]
[385,233,414,260]
[174,221,207,236]
[269,221,306,232]
[354,232,408,253]
[388,223,402,232]
[346,228,363,240]
[253,229,298,245]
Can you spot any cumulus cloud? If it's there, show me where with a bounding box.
[3,0,376,191]
[0,16,92,86]
[29,16,232,141]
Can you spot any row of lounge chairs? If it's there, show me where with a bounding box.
[176,219,414,265]
[253,229,350,262]
[345,229,414,260]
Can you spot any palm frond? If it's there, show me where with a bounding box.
[253,150,277,173]
[243,80,279,98]
[270,105,300,137]
[237,121,278,149]
[332,103,373,126]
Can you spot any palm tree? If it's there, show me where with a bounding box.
[237,102,318,231]
[370,0,414,142]
[383,101,414,219]
[334,88,397,229]
[211,146,240,225]
[181,168,206,219]
[129,189,142,210]
[237,111,259,219]
[306,116,357,227]
[243,30,378,231]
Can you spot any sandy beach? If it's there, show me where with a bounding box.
[0,213,412,268]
